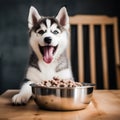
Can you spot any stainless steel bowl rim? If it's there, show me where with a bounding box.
[30,83,95,89]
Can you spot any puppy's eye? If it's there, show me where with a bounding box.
[52,30,59,34]
[38,30,46,35]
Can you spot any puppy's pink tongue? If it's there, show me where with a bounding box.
[43,46,54,63]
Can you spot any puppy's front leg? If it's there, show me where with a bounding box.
[12,80,32,105]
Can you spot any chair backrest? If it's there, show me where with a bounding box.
[69,15,120,89]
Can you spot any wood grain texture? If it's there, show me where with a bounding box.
[78,25,84,83]
[89,24,96,85]
[0,90,120,120]
[101,24,109,89]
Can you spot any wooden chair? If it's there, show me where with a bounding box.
[69,15,120,89]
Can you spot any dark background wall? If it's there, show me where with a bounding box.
[0,0,120,94]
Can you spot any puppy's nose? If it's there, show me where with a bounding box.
[44,37,52,44]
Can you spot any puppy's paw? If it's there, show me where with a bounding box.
[12,93,30,105]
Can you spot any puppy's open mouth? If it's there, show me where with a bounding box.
[39,45,58,64]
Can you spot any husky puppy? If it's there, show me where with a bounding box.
[12,6,73,104]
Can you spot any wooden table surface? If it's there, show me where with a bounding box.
[0,90,120,120]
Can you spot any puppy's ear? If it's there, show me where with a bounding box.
[28,6,41,29]
[56,7,69,30]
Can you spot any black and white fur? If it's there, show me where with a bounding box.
[12,6,73,104]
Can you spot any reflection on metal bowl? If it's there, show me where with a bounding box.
[30,83,95,111]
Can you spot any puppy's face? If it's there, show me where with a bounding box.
[28,6,69,64]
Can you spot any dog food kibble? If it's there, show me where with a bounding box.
[37,77,83,87]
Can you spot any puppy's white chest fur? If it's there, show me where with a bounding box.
[37,60,73,82]
[38,60,57,80]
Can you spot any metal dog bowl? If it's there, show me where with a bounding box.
[30,83,95,111]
